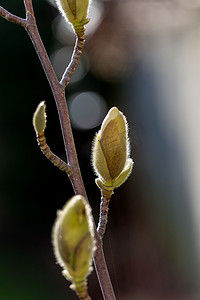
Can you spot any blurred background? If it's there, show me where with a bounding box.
[1,0,200,299]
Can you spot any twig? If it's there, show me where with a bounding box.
[74,279,92,300]
[60,35,85,88]
[94,238,116,300]
[36,131,71,174]
[97,189,113,239]
[23,0,34,16]
[0,6,26,27]
[25,17,85,194]
[0,4,116,300]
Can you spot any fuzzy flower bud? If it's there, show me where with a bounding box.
[52,195,96,291]
[56,0,90,34]
[32,101,46,133]
[92,107,133,189]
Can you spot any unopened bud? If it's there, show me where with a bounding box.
[56,0,90,34]
[52,195,96,288]
[32,101,46,133]
[92,107,133,189]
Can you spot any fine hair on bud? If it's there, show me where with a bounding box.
[32,101,46,133]
[55,0,91,27]
[52,195,96,285]
[91,107,133,188]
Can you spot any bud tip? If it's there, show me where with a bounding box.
[33,101,46,133]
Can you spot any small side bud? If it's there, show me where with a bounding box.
[92,107,133,189]
[56,0,90,34]
[52,195,96,291]
[33,101,46,133]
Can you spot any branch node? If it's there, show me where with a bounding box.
[0,6,26,27]
[26,10,34,17]
[36,131,71,175]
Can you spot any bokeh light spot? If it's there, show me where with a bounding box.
[50,46,89,83]
[69,92,107,130]
[52,15,74,45]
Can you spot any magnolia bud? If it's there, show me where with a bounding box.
[56,0,90,34]
[32,101,46,133]
[92,107,133,189]
[52,195,96,290]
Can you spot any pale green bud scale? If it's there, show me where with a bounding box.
[112,158,133,188]
[92,133,112,183]
[92,107,133,189]
[99,107,127,179]
[56,0,90,33]
[52,195,96,284]
[32,101,46,133]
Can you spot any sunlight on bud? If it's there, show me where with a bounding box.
[52,1,104,44]
[56,0,91,34]
[92,107,133,189]
[52,195,96,289]
[69,92,107,130]
[32,101,46,133]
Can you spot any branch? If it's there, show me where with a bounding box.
[0,3,116,300]
[36,131,71,174]
[23,8,116,300]
[94,238,116,300]
[60,34,85,88]
[23,0,34,16]
[0,6,26,27]
[97,191,112,239]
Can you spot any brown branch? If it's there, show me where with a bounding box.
[36,131,71,174]
[60,35,85,88]
[23,0,34,16]
[94,239,116,300]
[23,9,116,300]
[0,3,116,300]
[97,191,113,239]
[26,24,84,193]
[23,12,83,193]
[0,6,26,27]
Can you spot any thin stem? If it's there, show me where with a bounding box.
[97,190,113,239]
[77,292,91,300]
[94,237,116,300]
[60,35,85,88]
[0,6,26,27]
[24,9,116,300]
[74,280,91,300]
[36,131,71,174]
[24,0,34,15]
[95,189,117,299]
[25,15,85,194]
[77,294,91,300]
